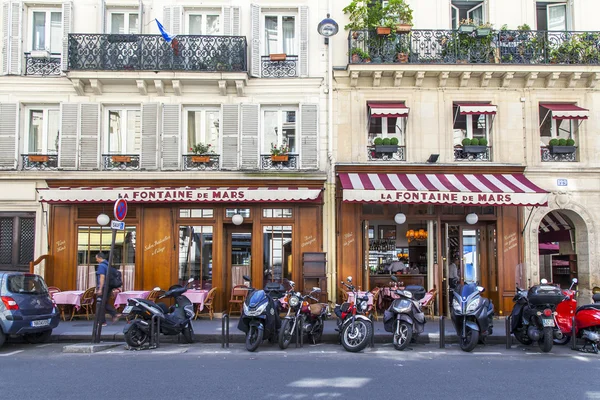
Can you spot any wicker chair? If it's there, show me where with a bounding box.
[195,287,217,320]
[370,287,381,321]
[72,287,96,321]
[419,288,437,320]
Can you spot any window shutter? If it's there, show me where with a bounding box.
[141,103,158,170]
[221,104,239,170]
[61,0,74,72]
[163,6,171,32]
[138,0,143,33]
[100,0,106,33]
[0,103,18,169]
[2,1,22,75]
[300,103,318,170]
[79,103,100,170]
[172,5,182,35]
[223,6,231,35]
[161,104,180,170]
[2,2,9,75]
[299,6,308,77]
[240,104,259,170]
[58,103,79,170]
[250,4,260,77]
[232,7,240,36]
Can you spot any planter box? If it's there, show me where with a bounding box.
[549,145,576,154]
[29,155,49,162]
[374,145,398,153]
[191,155,211,163]
[271,155,289,162]
[476,28,492,37]
[111,155,131,163]
[396,24,412,33]
[376,27,391,36]
[463,145,488,154]
[458,24,475,34]
[269,53,287,61]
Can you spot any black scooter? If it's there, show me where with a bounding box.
[383,275,426,350]
[450,282,494,352]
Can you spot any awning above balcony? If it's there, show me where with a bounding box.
[367,102,409,118]
[339,173,548,206]
[456,103,497,115]
[37,186,323,203]
[540,103,589,120]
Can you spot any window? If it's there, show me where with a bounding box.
[538,105,578,146]
[0,214,35,272]
[263,226,292,283]
[180,209,215,218]
[536,2,568,31]
[29,9,62,53]
[108,10,139,34]
[451,0,485,29]
[178,226,213,289]
[106,109,141,154]
[263,208,293,218]
[452,103,494,146]
[26,107,59,154]
[263,108,297,154]
[185,108,220,154]
[226,208,250,218]
[368,114,406,146]
[186,9,221,35]
[263,13,297,55]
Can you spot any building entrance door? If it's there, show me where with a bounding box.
[225,226,252,312]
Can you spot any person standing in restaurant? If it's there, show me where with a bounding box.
[95,252,120,326]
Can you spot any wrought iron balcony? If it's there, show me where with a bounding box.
[21,154,58,170]
[367,145,406,161]
[454,146,492,161]
[182,154,220,171]
[540,146,577,162]
[260,55,298,78]
[68,34,247,72]
[102,154,140,170]
[260,154,299,170]
[349,29,600,65]
[24,53,62,76]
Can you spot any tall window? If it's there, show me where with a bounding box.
[108,10,139,34]
[263,226,292,283]
[0,214,35,272]
[178,226,213,289]
[451,0,485,29]
[368,115,406,146]
[262,108,297,154]
[452,104,492,146]
[186,10,221,35]
[185,109,220,154]
[536,2,568,31]
[106,109,141,154]
[30,9,62,53]
[263,13,296,55]
[26,108,59,154]
[539,105,578,146]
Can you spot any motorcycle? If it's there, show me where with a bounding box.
[555,278,600,353]
[278,283,328,349]
[510,279,563,353]
[334,276,373,353]
[122,280,195,349]
[383,275,426,350]
[237,275,285,352]
[450,282,494,352]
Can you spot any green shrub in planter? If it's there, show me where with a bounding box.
[462,138,471,146]
[470,138,480,145]
[382,138,391,145]
[374,137,384,145]
[558,138,567,146]
[549,138,559,146]
[478,138,488,146]
[566,138,575,146]
[389,137,399,145]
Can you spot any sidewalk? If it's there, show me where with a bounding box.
[51,316,514,345]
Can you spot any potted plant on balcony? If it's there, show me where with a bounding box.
[111,155,131,163]
[548,138,576,154]
[395,37,410,62]
[190,143,214,162]
[350,47,371,63]
[374,137,399,153]
[475,22,493,38]
[458,18,475,34]
[29,154,49,162]
[461,138,488,154]
[384,0,413,33]
[343,0,371,33]
[270,143,290,162]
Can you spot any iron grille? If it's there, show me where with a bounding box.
[18,218,35,265]
[0,218,13,265]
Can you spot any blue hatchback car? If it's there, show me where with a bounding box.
[0,272,60,347]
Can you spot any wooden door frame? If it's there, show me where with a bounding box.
[223,224,254,312]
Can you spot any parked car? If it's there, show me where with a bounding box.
[0,272,60,348]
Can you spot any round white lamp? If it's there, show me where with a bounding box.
[394,213,406,225]
[466,213,478,225]
[97,213,110,226]
[232,214,244,226]
[317,14,339,38]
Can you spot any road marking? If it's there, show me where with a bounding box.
[474,352,502,355]
[572,355,591,362]
[150,349,188,354]
[0,350,24,356]
[201,351,232,354]
[309,351,338,354]
[36,344,52,348]
[418,351,447,354]
[259,351,286,355]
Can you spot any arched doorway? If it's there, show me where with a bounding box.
[537,210,577,288]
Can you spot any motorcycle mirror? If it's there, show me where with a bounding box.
[540,278,548,285]
[347,276,353,283]
[153,287,161,291]
[313,287,321,292]
[242,275,251,282]
[477,286,485,293]
[188,278,194,283]
[290,280,295,287]
[391,275,398,282]
[593,287,600,295]
[572,278,578,284]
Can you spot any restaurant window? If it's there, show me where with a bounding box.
[76,226,136,291]
[0,214,35,272]
[25,107,59,154]
[263,13,297,56]
[178,226,213,289]
[105,108,141,155]
[263,107,297,154]
[263,226,292,283]
[226,208,250,218]
[29,8,62,53]
[185,108,220,155]
[536,1,568,31]
[186,9,221,35]
[107,10,140,34]
[263,208,293,218]
[539,104,579,146]
[180,209,214,218]
[451,0,485,29]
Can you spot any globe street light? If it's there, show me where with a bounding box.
[317,14,339,44]
[97,213,110,226]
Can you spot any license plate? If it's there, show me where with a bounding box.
[542,318,555,327]
[31,319,49,327]
[123,306,133,315]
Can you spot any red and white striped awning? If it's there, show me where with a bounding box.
[339,173,548,206]
[539,210,573,233]
[37,186,323,203]
[456,102,497,115]
[540,103,589,120]
[368,102,410,118]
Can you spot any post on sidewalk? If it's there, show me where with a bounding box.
[505,315,512,349]
[439,316,445,348]
[221,313,229,348]
[571,316,577,351]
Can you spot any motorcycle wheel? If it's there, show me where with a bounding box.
[514,330,533,345]
[554,335,571,345]
[182,323,194,344]
[310,322,324,345]
[245,325,263,352]
[278,319,293,350]
[393,320,413,351]
[539,327,553,353]
[341,320,372,353]
[459,328,479,352]
[124,324,149,348]
[24,329,52,344]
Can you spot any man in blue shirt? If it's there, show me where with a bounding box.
[95,252,119,326]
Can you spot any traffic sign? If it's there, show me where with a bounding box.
[114,198,128,221]
[111,220,125,230]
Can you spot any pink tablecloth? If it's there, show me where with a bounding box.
[183,290,208,311]
[114,290,150,307]
[52,291,85,309]
[347,291,374,306]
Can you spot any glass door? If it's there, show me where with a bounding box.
[228,230,252,293]
[462,228,481,284]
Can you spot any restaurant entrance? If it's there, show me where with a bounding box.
[225,226,253,305]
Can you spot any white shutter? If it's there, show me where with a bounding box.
[299,6,308,77]
[2,1,22,75]
[240,104,259,170]
[0,103,18,169]
[161,104,181,170]
[163,6,171,32]
[172,5,182,35]
[223,6,231,35]
[2,2,9,74]
[58,103,79,170]
[250,4,260,77]
[141,103,158,170]
[79,103,100,170]
[300,103,318,169]
[232,7,240,36]
[138,0,143,33]
[100,0,106,33]
[221,104,239,170]
[61,0,74,72]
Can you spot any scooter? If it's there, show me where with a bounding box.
[383,275,426,350]
[450,282,494,352]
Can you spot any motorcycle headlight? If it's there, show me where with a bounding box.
[393,299,412,314]
[243,303,249,315]
[360,301,368,311]
[452,298,461,313]
[466,297,480,313]
[289,296,300,308]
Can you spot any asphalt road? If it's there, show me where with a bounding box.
[1,341,599,400]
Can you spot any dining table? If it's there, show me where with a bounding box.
[114,290,150,308]
[183,289,208,313]
[52,290,85,321]
[347,291,374,306]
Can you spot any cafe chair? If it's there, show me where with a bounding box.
[146,289,163,303]
[419,288,437,320]
[73,287,96,321]
[228,285,248,316]
[340,289,349,303]
[47,286,61,297]
[195,287,217,320]
[370,287,381,321]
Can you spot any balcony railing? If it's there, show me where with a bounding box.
[540,146,577,162]
[454,146,492,161]
[24,53,62,76]
[260,154,299,170]
[21,154,58,170]
[261,55,298,78]
[182,154,220,171]
[102,154,140,170]
[349,29,600,65]
[367,145,406,161]
[68,34,247,72]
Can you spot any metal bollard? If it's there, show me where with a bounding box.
[222,313,230,348]
[150,314,160,349]
[439,316,445,348]
[571,316,577,351]
[505,316,511,349]
[295,319,300,348]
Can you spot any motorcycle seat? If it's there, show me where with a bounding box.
[576,304,600,313]
[309,303,326,316]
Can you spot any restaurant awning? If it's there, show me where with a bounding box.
[456,102,497,115]
[538,210,573,242]
[38,186,323,203]
[339,173,548,206]
[540,103,589,120]
[367,102,409,118]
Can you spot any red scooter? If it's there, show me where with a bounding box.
[555,278,600,353]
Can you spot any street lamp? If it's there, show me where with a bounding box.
[232,214,244,225]
[466,213,479,225]
[97,213,110,226]
[317,14,339,44]
[394,212,406,225]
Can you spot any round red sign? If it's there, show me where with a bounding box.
[114,198,128,222]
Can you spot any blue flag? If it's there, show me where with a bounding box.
[155,18,176,42]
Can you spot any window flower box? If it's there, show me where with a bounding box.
[111,155,131,163]
[270,53,287,61]
[549,145,576,154]
[271,155,289,162]
[29,155,49,162]
[396,23,412,33]
[375,145,399,153]
[191,155,211,163]
[376,26,391,36]
[462,145,488,154]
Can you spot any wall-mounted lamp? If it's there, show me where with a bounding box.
[232,214,244,226]
[466,213,478,225]
[317,14,339,45]
[97,213,110,226]
[427,154,439,163]
[394,212,406,225]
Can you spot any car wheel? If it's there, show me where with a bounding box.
[24,329,52,344]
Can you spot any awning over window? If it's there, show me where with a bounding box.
[538,210,573,242]
[368,102,409,118]
[339,173,548,206]
[38,187,323,203]
[456,103,497,115]
[540,103,589,120]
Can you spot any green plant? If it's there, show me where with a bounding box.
[389,137,399,145]
[548,138,559,146]
[343,0,383,31]
[190,142,213,154]
[517,24,531,31]
[470,138,480,145]
[383,0,413,28]
[478,138,488,146]
[558,138,567,146]
[566,138,575,146]
[462,138,472,146]
[350,47,370,59]
[382,137,391,145]
[271,143,289,156]
[373,137,384,145]
[460,18,475,27]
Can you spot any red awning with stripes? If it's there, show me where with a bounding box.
[455,102,497,115]
[339,173,548,206]
[367,102,410,118]
[540,103,589,120]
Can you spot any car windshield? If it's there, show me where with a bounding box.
[7,274,49,295]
